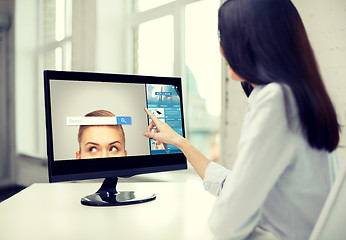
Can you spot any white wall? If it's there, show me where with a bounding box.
[294,0,346,162]
[0,0,16,187]
[222,0,346,169]
[71,0,96,72]
[94,0,129,74]
[72,0,129,74]
[15,0,40,157]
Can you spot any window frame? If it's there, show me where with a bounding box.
[15,0,73,159]
[129,0,225,165]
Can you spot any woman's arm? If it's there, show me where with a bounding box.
[143,108,211,179]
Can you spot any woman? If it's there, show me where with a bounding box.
[143,0,340,239]
[76,110,127,159]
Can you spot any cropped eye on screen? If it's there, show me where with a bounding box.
[110,146,118,152]
[81,140,124,159]
[89,147,97,153]
[86,146,119,154]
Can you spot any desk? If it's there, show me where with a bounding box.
[0,182,276,240]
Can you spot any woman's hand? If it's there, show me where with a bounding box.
[144,107,211,180]
[143,108,183,147]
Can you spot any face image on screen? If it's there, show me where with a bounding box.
[75,110,128,160]
[50,80,149,160]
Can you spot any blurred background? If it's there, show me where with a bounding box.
[0,0,346,196]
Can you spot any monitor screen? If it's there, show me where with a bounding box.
[44,70,187,206]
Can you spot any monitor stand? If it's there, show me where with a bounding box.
[81,177,156,206]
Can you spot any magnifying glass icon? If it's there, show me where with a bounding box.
[116,116,131,125]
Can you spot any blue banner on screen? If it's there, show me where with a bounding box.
[146,84,183,155]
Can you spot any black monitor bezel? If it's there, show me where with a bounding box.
[44,70,187,183]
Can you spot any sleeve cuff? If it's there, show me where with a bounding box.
[203,161,231,196]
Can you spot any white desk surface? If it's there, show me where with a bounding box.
[0,182,275,240]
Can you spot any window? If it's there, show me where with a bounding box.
[185,0,221,162]
[37,0,72,156]
[15,0,72,158]
[131,0,221,162]
[136,15,174,76]
[134,0,175,12]
[39,0,72,72]
[15,0,221,163]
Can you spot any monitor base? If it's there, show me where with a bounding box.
[81,177,156,206]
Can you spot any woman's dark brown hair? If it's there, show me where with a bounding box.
[218,0,340,152]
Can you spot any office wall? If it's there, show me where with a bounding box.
[15,0,40,157]
[94,0,129,74]
[0,0,15,187]
[72,0,96,72]
[296,0,346,162]
[72,0,129,74]
[222,0,346,169]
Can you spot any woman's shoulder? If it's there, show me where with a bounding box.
[250,83,286,105]
[251,82,298,117]
[257,82,287,99]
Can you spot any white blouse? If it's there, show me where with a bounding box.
[204,83,335,240]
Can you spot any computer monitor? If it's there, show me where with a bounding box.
[44,70,187,206]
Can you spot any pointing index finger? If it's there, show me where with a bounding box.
[145,108,159,122]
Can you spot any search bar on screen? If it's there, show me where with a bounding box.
[66,116,132,126]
